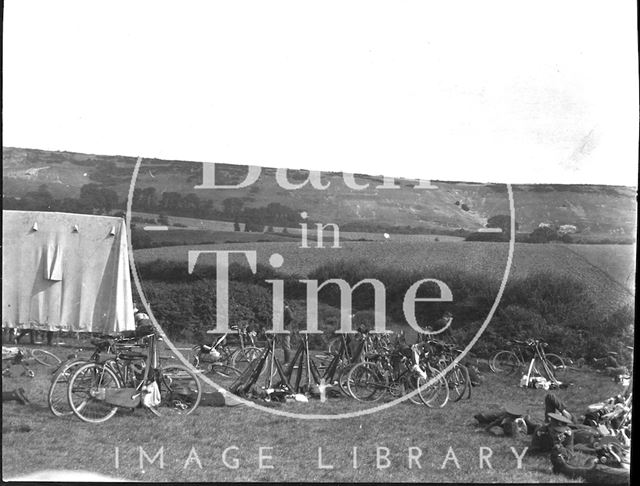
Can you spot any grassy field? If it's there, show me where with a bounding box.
[2,343,627,482]
[134,240,635,313]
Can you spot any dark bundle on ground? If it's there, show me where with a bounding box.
[550,445,629,484]
[2,388,29,405]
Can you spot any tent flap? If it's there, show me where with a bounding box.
[2,210,135,334]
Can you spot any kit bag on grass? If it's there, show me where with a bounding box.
[142,382,161,407]
[199,391,226,407]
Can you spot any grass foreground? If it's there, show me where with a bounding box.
[2,344,628,483]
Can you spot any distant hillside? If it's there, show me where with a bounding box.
[3,146,636,235]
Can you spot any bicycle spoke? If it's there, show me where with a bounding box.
[48,360,85,417]
[348,363,384,402]
[68,363,120,423]
[148,364,202,417]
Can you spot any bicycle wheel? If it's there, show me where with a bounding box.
[545,353,566,379]
[347,362,385,402]
[491,350,521,374]
[149,364,202,417]
[232,347,262,374]
[48,359,86,417]
[337,363,356,397]
[418,374,450,408]
[447,365,469,402]
[402,374,425,405]
[68,363,121,423]
[32,349,62,367]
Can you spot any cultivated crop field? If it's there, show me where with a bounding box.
[561,244,636,292]
[141,229,301,246]
[134,241,635,313]
[2,345,626,483]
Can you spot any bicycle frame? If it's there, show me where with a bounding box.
[523,340,560,386]
[93,333,158,408]
[359,351,417,398]
[196,326,261,367]
[228,334,292,396]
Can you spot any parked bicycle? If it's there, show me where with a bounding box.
[421,339,470,403]
[313,333,358,397]
[191,325,262,379]
[491,338,566,383]
[346,340,449,407]
[48,335,140,417]
[67,332,202,423]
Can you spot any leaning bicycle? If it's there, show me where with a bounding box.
[48,334,142,417]
[347,345,449,407]
[491,338,566,380]
[191,325,262,378]
[67,332,202,423]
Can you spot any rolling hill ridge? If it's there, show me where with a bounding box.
[3,146,636,235]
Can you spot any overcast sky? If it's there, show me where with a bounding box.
[3,0,638,185]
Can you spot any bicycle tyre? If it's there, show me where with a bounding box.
[447,365,469,402]
[418,374,450,408]
[32,349,62,367]
[148,364,202,417]
[337,363,356,397]
[491,350,521,374]
[68,362,121,423]
[347,362,385,402]
[402,374,425,405]
[48,359,86,417]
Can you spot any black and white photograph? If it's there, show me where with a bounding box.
[2,0,637,483]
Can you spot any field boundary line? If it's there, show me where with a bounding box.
[559,245,634,298]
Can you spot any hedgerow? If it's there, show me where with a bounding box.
[136,258,633,360]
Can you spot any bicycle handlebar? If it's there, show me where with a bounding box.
[510,338,548,347]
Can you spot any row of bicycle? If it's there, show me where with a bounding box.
[216,328,473,408]
[314,333,468,407]
[17,328,573,424]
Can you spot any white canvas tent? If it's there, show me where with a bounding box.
[2,210,135,334]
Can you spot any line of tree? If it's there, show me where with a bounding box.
[130,189,303,227]
[3,183,305,229]
[3,183,120,214]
